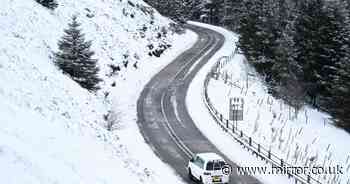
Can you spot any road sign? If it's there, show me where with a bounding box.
[229,97,244,121]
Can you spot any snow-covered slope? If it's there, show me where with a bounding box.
[0,0,197,183]
[206,53,350,183]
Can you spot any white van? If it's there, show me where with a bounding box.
[187,152,230,184]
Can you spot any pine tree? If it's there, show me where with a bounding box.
[238,0,263,62]
[172,0,187,23]
[325,0,350,131]
[235,0,350,131]
[189,0,205,20]
[329,53,350,131]
[271,21,305,108]
[209,0,225,25]
[223,0,245,31]
[36,0,58,10]
[55,16,101,92]
[144,0,190,24]
[294,0,325,104]
[238,0,281,78]
[294,0,350,107]
[237,0,306,106]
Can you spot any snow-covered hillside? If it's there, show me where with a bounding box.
[0,0,197,183]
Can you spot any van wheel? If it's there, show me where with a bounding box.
[188,168,194,180]
[199,176,204,184]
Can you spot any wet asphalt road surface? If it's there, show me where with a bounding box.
[137,24,261,184]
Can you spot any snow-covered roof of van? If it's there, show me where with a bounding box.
[197,152,224,161]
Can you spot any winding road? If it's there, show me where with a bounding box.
[137,24,261,184]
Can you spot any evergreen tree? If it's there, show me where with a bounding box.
[224,0,245,31]
[172,0,187,23]
[328,53,350,131]
[55,16,101,92]
[36,0,58,10]
[208,0,225,25]
[235,0,350,131]
[144,0,190,24]
[271,21,305,108]
[294,0,350,106]
[189,0,205,20]
[238,0,263,62]
[238,0,281,79]
[325,0,350,130]
[293,0,325,104]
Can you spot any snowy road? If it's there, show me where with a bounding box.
[136,24,261,184]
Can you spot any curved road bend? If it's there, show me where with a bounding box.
[137,24,261,184]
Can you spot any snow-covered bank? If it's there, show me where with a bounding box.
[0,0,197,183]
[206,55,350,183]
[187,22,350,184]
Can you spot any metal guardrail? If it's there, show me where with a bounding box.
[201,51,323,184]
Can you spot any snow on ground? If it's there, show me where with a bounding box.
[206,55,350,183]
[187,21,350,184]
[0,0,197,183]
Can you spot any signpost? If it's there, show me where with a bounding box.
[229,97,244,131]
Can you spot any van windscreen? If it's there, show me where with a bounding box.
[206,161,225,171]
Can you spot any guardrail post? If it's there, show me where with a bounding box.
[232,123,235,133]
[220,114,223,121]
[268,150,271,159]
[307,175,310,183]
[240,131,243,137]
[249,137,252,146]
[281,159,284,167]
[258,144,260,153]
[226,119,229,128]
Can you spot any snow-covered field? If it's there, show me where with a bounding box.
[0,0,197,183]
[187,22,350,184]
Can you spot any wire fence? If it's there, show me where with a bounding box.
[202,50,323,184]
